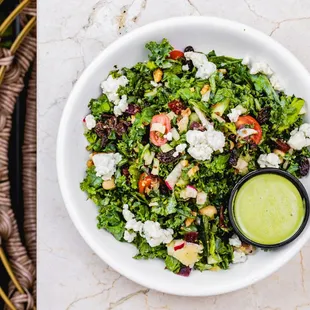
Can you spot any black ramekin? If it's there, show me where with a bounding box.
[228,168,310,249]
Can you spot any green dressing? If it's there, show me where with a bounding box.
[233,174,305,245]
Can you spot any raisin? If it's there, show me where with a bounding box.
[157,150,180,163]
[159,179,170,195]
[168,99,186,115]
[94,122,109,138]
[125,104,141,115]
[100,135,109,148]
[184,232,198,243]
[257,107,271,124]
[299,157,310,177]
[190,121,205,131]
[184,46,194,52]
[101,114,117,128]
[229,149,239,166]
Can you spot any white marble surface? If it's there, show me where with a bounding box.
[38,0,310,309]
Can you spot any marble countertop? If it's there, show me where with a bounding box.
[38,0,310,309]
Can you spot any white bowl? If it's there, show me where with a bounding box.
[57,16,310,296]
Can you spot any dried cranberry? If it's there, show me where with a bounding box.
[274,139,290,153]
[184,46,194,52]
[257,107,271,124]
[190,121,205,131]
[168,100,186,115]
[299,157,310,177]
[125,104,141,115]
[184,232,198,243]
[157,150,180,163]
[229,149,238,166]
[178,267,191,277]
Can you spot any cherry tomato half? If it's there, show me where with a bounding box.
[236,116,263,145]
[150,114,171,146]
[169,50,184,60]
[138,173,153,194]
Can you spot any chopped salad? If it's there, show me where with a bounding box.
[81,39,310,276]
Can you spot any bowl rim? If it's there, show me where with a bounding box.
[228,168,310,248]
[57,16,310,296]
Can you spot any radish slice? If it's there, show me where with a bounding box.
[186,185,198,198]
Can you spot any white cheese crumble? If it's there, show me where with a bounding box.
[123,230,136,243]
[250,62,273,76]
[114,95,129,117]
[227,105,247,122]
[101,75,129,116]
[92,153,122,180]
[184,52,217,79]
[182,64,189,71]
[84,114,96,130]
[241,56,250,66]
[122,205,174,247]
[257,153,281,168]
[186,127,225,161]
[269,75,284,92]
[172,143,187,157]
[164,132,173,141]
[233,250,247,264]
[288,123,310,150]
[229,234,242,248]
[150,81,162,88]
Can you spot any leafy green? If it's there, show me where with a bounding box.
[145,38,173,68]
[165,255,181,273]
[88,94,111,117]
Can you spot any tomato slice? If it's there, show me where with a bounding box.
[150,114,171,146]
[138,173,153,194]
[235,116,262,145]
[169,50,184,60]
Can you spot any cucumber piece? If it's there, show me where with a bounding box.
[144,151,155,166]
[160,143,173,153]
[151,158,160,175]
[211,98,230,117]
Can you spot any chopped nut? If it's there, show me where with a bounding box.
[188,165,199,177]
[191,211,197,216]
[199,205,218,219]
[218,68,227,74]
[90,152,98,158]
[200,84,210,95]
[229,141,235,150]
[153,68,163,83]
[87,159,94,168]
[102,178,116,190]
[190,87,195,92]
[131,115,136,123]
[185,217,195,227]
[181,108,192,117]
[239,243,255,254]
[180,160,189,167]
